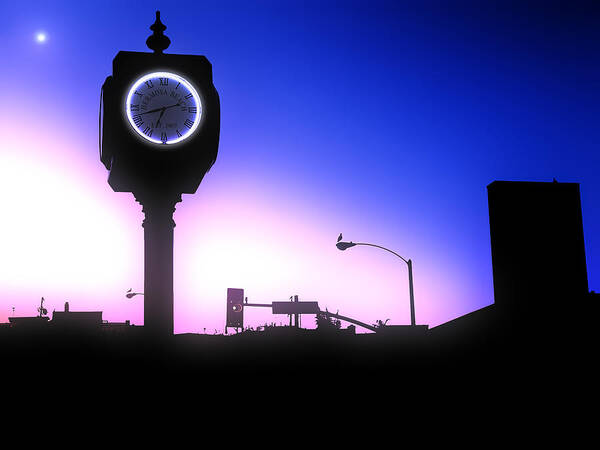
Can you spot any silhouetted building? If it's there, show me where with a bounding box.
[52,310,103,328]
[487,180,589,326]
[101,320,137,337]
[8,316,50,328]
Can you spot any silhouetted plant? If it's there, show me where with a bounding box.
[315,312,341,332]
[37,298,48,317]
[373,319,390,329]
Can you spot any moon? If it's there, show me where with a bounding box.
[35,32,47,43]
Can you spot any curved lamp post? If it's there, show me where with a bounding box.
[336,234,416,326]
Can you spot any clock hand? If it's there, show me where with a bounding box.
[138,103,181,116]
[156,107,167,127]
[138,106,164,115]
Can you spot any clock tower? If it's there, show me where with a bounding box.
[100,11,220,336]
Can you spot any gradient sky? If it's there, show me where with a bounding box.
[1,0,598,333]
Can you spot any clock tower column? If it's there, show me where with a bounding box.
[135,191,181,336]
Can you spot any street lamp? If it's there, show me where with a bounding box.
[336,233,416,326]
[126,288,144,299]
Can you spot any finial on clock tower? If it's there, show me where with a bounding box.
[146,11,171,54]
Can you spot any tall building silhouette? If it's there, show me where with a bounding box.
[487,180,589,326]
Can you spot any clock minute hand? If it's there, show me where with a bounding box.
[138,106,165,115]
[138,103,181,116]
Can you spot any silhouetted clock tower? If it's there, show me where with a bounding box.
[100,11,220,336]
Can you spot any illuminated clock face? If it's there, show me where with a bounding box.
[125,71,202,145]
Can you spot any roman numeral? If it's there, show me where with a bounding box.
[130,104,140,112]
[188,106,197,114]
[184,93,193,99]
[134,90,143,97]
[161,132,168,143]
[133,115,143,127]
[175,82,180,90]
[176,129,182,137]
[184,119,194,129]
[145,80,154,89]
[143,126,153,137]
[159,78,168,86]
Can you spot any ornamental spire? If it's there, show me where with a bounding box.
[146,11,171,54]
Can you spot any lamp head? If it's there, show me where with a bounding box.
[336,241,357,251]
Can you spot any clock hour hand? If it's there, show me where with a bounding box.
[156,108,167,127]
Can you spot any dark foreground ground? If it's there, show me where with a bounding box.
[3,299,598,437]
[1,318,597,402]
[2,327,594,441]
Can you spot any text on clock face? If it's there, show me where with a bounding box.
[125,72,202,145]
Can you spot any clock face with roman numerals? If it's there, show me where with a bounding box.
[125,71,202,145]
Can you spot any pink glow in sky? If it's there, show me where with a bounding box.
[0,3,527,333]
[0,106,490,332]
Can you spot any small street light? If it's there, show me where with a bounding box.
[336,233,417,326]
[126,288,144,299]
